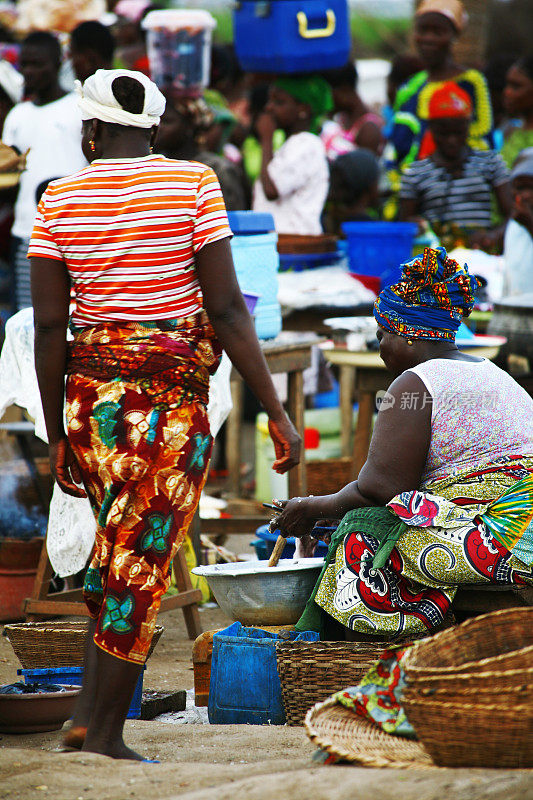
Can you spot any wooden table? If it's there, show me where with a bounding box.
[225,331,323,497]
[323,344,503,478]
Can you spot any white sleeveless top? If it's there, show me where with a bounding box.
[407,358,533,483]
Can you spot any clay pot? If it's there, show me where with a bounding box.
[0,537,43,622]
[0,685,81,733]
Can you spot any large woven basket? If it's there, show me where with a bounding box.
[402,607,533,681]
[306,457,354,497]
[276,636,430,726]
[403,664,533,700]
[4,621,164,668]
[402,696,533,768]
[304,697,433,768]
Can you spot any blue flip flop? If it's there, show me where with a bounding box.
[141,758,160,763]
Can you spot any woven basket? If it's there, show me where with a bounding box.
[277,234,338,255]
[306,458,354,497]
[402,607,533,681]
[403,664,533,700]
[402,696,533,768]
[276,636,429,726]
[4,621,164,668]
[304,697,433,768]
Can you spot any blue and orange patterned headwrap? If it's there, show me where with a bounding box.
[373,247,478,341]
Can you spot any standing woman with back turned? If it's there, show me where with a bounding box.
[28,69,300,761]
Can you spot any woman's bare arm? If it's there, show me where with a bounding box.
[31,256,86,497]
[195,237,300,473]
[273,371,431,537]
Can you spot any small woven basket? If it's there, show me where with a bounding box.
[402,696,533,768]
[304,697,433,768]
[402,607,533,681]
[306,458,354,497]
[4,621,164,668]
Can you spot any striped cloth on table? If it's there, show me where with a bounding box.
[399,149,509,229]
[27,155,232,327]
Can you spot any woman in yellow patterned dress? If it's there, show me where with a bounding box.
[273,247,533,639]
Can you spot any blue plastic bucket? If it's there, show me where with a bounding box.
[18,666,145,719]
[341,222,417,289]
[278,250,344,272]
[208,622,319,724]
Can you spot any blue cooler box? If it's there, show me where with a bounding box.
[228,211,281,340]
[208,622,318,724]
[233,0,350,73]
[18,666,146,719]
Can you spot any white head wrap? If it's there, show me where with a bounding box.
[75,68,166,128]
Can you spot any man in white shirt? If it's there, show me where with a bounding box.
[2,31,87,310]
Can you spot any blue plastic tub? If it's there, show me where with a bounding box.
[341,222,418,289]
[227,211,275,235]
[253,524,329,559]
[208,622,319,725]
[228,212,281,340]
[18,666,145,720]
[278,250,344,272]
[233,0,350,73]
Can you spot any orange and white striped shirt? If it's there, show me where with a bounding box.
[28,155,232,326]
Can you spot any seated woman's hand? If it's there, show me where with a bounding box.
[271,496,317,539]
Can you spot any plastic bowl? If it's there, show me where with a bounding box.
[243,291,260,315]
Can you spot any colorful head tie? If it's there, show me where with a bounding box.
[373,247,478,341]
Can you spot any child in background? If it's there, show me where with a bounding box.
[326,149,380,235]
[503,151,533,296]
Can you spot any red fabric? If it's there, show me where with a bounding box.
[427,82,473,120]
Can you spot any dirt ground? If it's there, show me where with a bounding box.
[1,602,532,800]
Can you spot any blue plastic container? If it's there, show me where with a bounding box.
[208,622,319,724]
[233,0,350,73]
[18,666,145,720]
[228,211,281,340]
[253,524,329,559]
[278,250,344,272]
[341,222,418,289]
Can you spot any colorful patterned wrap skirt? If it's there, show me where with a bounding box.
[314,456,533,638]
[65,312,220,664]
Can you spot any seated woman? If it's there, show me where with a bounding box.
[273,247,533,639]
[398,82,512,251]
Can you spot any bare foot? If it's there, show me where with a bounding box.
[81,737,143,761]
[63,726,87,750]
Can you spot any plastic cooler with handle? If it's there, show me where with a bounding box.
[142,9,216,95]
[233,0,350,73]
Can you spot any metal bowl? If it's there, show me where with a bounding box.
[192,558,324,626]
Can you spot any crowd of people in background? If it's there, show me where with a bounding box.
[0,0,531,317]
